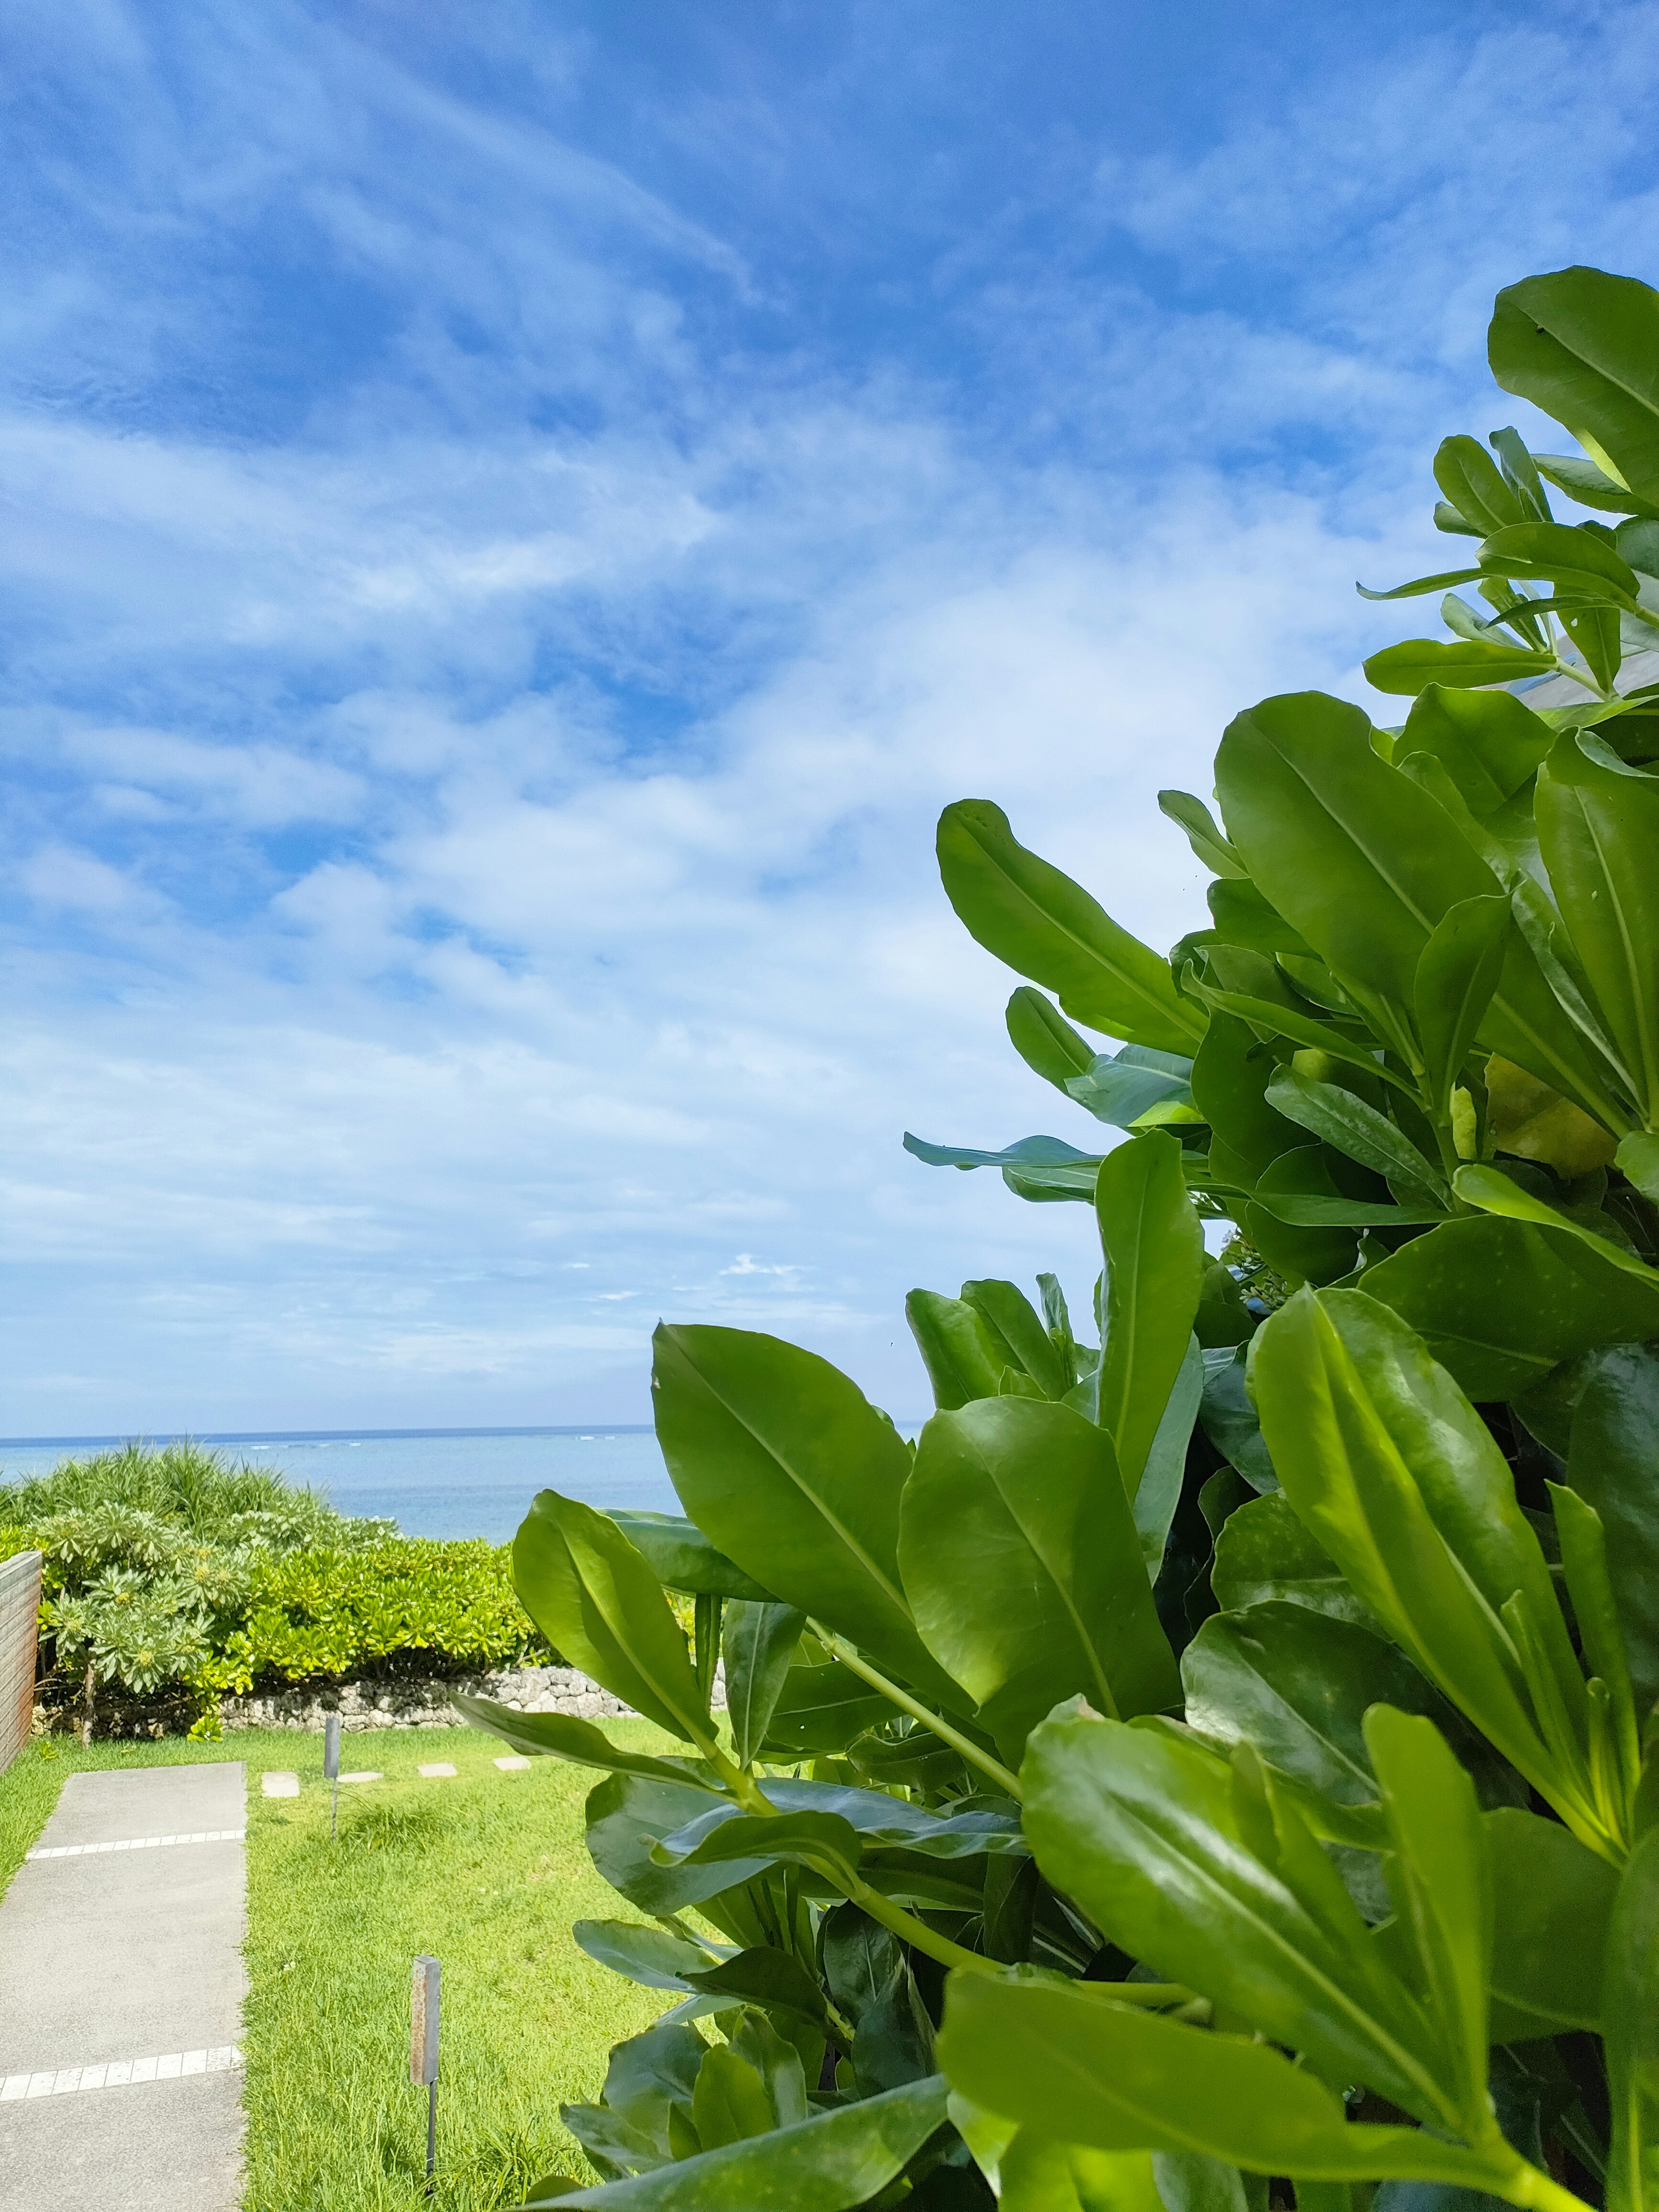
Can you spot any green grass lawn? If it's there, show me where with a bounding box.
[0,1723,680,2209]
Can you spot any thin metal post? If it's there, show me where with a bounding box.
[324,1713,341,1838]
[411,1955,441,2194]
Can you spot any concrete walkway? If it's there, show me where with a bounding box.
[0,1763,248,2212]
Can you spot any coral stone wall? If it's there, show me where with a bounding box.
[0,1551,42,1773]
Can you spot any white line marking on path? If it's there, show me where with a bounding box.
[25,1830,246,1861]
[1,2048,243,2100]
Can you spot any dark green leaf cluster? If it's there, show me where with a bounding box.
[464,264,1659,2212]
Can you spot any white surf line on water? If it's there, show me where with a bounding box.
[1,2048,243,2100]
[25,1829,246,1860]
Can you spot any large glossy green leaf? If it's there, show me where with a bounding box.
[512,1491,710,1742]
[1209,1494,1370,1624]
[1019,1711,1447,2120]
[609,1513,775,1602]
[821,1904,935,2096]
[998,2134,1163,2212]
[450,1699,719,1792]
[1007,987,1096,1091]
[939,1964,1503,2186]
[1249,1289,1594,1837]
[1245,1149,1362,1287]
[1490,267,1659,511]
[1096,1133,1208,1494]
[1264,1068,1446,1207]
[1604,1826,1659,2212]
[1537,731,1659,1121]
[1066,1048,1197,1132]
[529,2074,950,2210]
[900,1396,1178,1755]
[1214,691,1621,1122]
[1533,451,1659,519]
[1160,789,1247,878]
[903,1131,1106,1203]
[906,1290,1007,1410]
[1363,1707,1490,2134]
[678,1948,832,2036]
[560,2019,711,2181]
[1480,521,1642,601]
[760,1649,894,1757]
[937,800,1204,1052]
[652,1324,962,1709]
[571,1919,729,1994]
[1135,1335,1205,1567]
[1567,1344,1659,1711]
[1198,1352,1278,1497]
[1485,1807,1617,2035]
[722,1601,806,1767]
[963,1279,1071,1398]
[1189,1012,1301,1178]
[585,1772,770,1917]
[1362,1217,1659,1399]
[1434,435,1529,535]
[1414,897,1510,1113]
[1364,639,1553,693]
[1183,1604,1473,1821]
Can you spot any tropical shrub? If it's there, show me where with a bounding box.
[0,1443,551,1737]
[459,262,1659,2212]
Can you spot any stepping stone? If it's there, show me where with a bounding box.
[261,1773,299,1799]
[417,1763,457,1779]
[493,1756,531,1772]
[337,1771,380,1785]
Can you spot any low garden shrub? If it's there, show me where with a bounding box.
[0,1442,552,1738]
[458,262,1659,2211]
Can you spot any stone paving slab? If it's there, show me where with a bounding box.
[0,1763,248,2211]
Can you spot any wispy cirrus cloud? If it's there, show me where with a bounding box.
[1,0,1655,1433]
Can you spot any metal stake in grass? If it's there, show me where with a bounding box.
[324,1714,341,1838]
[411,1954,440,2194]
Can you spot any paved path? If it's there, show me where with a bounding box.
[0,1763,247,2212]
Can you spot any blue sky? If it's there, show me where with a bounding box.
[3,1,1657,1433]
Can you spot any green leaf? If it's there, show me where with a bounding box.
[1215,690,1621,1125]
[690,2046,777,2152]
[1533,452,1659,519]
[1480,521,1641,601]
[1489,267,1659,512]
[822,1904,936,2096]
[1363,1707,1491,2137]
[722,1602,807,1768]
[512,1491,711,1743]
[1183,969,1402,1099]
[1249,1289,1599,1845]
[1618,1133,1659,1205]
[1207,879,1317,960]
[725,2012,810,2131]
[1209,1493,1367,1622]
[585,1773,775,1918]
[1245,1149,1362,1287]
[450,1700,722,1790]
[1135,1335,1206,1567]
[654,1807,864,1890]
[1001,2134,1164,2212]
[1362,1216,1659,1400]
[760,1650,894,1757]
[530,2075,950,2210]
[1356,566,1486,603]
[1096,1133,1208,1494]
[906,1290,1007,1410]
[679,1948,833,2034]
[937,800,1204,1052]
[1190,1012,1303,1178]
[1399,688,1554,818]
[1414,898,1510,1113]
[1066,1049,1197,1132]
[609,1513,775,1602]
[1537,730,1659,1123]
[1198,1353,1278,1497]
[1434,435,1529,535]
[963,1279,1072,1399]
[1567,1344,1659,1712]
[1363,640,1554,694]
[899,1395,1179,1757]
[1020,1711,1448,2121]
[1264,1068,1447,1208]
[903,1132,1106,1201]
[1485,1807,1618,2035]
[652,1324,963,1710]
[939,1963,1499,2185]
[561,2019,711,2180]
[1007,988,1097,1091]
[1452,1166,1659,1285]
[1182,1604,1485,1829]
[572,1920,728,1993]
[1605,1827,1659,2212]
[1159,790,1247,878]
[1248,1193,1446,1228]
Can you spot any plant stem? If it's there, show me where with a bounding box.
[843,1877,1001,1977]
[1492,2154,1596,2212]
[806,1623,1022,1799]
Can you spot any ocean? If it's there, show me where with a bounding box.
[0,1427,679,1544]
